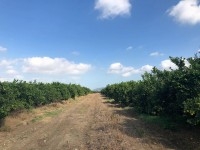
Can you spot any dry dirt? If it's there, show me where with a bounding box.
[0,93,199,150]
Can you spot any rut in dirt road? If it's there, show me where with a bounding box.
[0,93,178,150]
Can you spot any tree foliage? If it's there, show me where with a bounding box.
[101,53,200,126]
[0,80,91,120]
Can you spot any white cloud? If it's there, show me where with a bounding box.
[198,49,200,52]
[0,59,22,80]
[168,0,200,25]
[95,0,132,19]
[0,59,18,69]
[184,59,190,67]
[108,62,153,77]
[6,69,18,75]
[140,65,154,72]
[0,75,23,82]
[0,66,23,81]
[0,46,7,52]
[161,59,191,70]
[0,57,91,83]
[0,78,10,82]
[22,57,91,75]
[5,69,23,80]
[0,60,12,66]
[108,62,139,77]
[161,59,179,70]
[108,63,123,74]
[150,52,164,57]
[108,59,192,77]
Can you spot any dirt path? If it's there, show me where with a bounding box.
[0,93,197,150]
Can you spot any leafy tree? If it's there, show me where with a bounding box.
[101,53,200,126]
[0,80,91,121]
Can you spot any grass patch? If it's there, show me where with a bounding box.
[31,109,63,123]
[139,114,178,131]
[31,115,44,123]
[0,125,11,132]
[105,99,115,103]
[44,109,63,117]
[135,128,145,137]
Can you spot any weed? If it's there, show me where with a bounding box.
[31,116,44,123]
[31,109,63,123]
[44,109,63,117]
[135,128,145,137]
[0,125,11,132]
[139,114,178,131]
[105,99,115,103]
[0,118,5,127]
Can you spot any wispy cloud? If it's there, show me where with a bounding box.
[94,0,132,19]
[126,46,133,51]
[71,51,80,56]
[0,46,7,52]
[0,59,19,68]
[150,52,164,57]
[168,0,200,25]
[0,59,23,81]
[108,62,153,77]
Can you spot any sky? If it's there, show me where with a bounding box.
[0,0,200,89]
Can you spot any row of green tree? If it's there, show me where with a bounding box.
[101,53,200,126]
[0,80,91,120]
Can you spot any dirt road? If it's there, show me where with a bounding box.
[0,93,197,150]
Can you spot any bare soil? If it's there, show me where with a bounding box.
[0,93,199,150]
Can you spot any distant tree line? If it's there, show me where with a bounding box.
[101,53,200,126]
[0,80,91,121]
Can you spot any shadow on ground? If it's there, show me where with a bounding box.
[104,100,200,150]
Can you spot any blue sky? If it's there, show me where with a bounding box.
[0,0,200,89]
